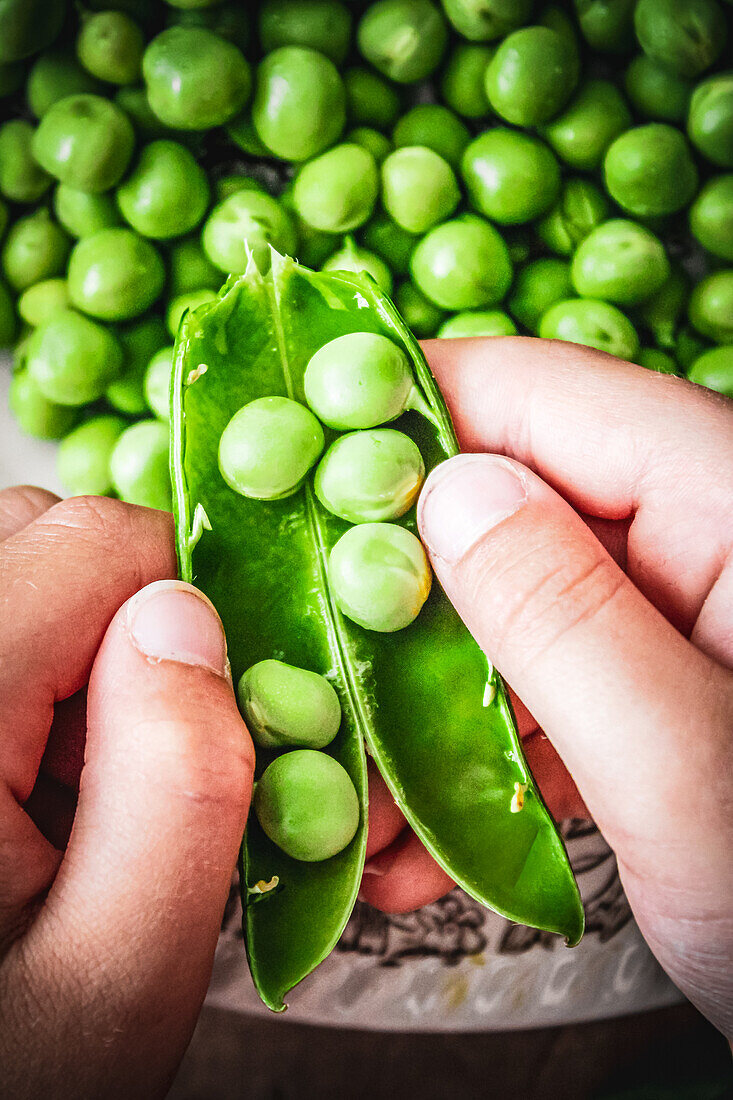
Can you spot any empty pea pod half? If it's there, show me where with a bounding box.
[170,248,584,1013]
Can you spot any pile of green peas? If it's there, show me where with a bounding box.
[1,0,732,513]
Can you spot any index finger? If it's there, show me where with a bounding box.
[0,496,176,802]
[424,337,733,522]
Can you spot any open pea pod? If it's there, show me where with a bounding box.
[171,250,584,1012]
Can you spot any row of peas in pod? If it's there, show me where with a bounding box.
[1,0,733,505]
[221,331,432,862]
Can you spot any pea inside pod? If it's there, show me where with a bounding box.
[303,330,430,430]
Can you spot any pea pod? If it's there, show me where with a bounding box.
[170,250,584,1012]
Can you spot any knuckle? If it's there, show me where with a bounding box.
[469,538,626,673]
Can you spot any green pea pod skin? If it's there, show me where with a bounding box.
[171,250,584,1011]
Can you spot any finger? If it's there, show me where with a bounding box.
[423,337,733,632]
[521,730,587,821]
[0,485,59,541]
[692,554,733,668]
[365,758,406,859]
[0,495,175,801]
[417,453,733,883]
[39,690,87,793]
[359,827,454,913]
[10,581,254,1097]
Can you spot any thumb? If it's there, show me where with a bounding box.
[416,454,730,876]
[19,581,254,1098]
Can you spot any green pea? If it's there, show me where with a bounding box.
[259,0,352,65]
[253,47,345,162]
[689,175,733,261]
[687,346,733,396]
[143,27,251,131]
[361,212,416,276]
[144,344,174,421]
[539,298,640,360]
[486,26,579,127]
[294,144,379,234]
[67,228,165,322]
[165,3,251,51]
[0,120,51,203]
[226,112,271,158]
[107,314,169,416]
[0,0,65,63]
[77,10,145,86]
[394,280,445,338]
[1,208,70,291]
[289,215,337,269]
[573,0,636,53]
[540,79,632,171]
[114,85,176,141]
[675,326,710,371]
[411,215,512,311]
[539,5,582,56]
[346,127,393,165]
[203,191,297,275]
[442,0,532,39]
[57,415,128,497]
[238,660,342,750]
[440,43,493,120]
[603,124,698,217]
[166,289,218,337]
[110,419,172,511]
[462,128,560,226]
[168,236,223,296]
[688,271,733,344]
[687,73,733,168]
[305,331,419,430]
[381,147,460,235]
[32,94,135,194]
[254,750,360,862]
[343,66,400,131]
[392,105,470,169]
[315,428,424,523]
[437,310,517,338]
[0,276,15,346]
[637,348,678,374]
[27,50,103,117]
[321,241,393,295]
[219,396,325,500]
[214,174,266,203]
[571,220,670,307]
[17,277,69,327]
[638,265,689,348]
[26,309,123,406]
[634,0,726,78]
[536,178,608,258]
[8,369,77,439]
[623,55,693,123]
[329,521,432,633]
[508,258,573,334]
[53,184,121,238]
[117,141,210,241]
[357,0,448,84]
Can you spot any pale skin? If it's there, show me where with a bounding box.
[0,339,731,1098]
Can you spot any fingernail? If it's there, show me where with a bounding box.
[127,580,229,678]
[418,454,527,565]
